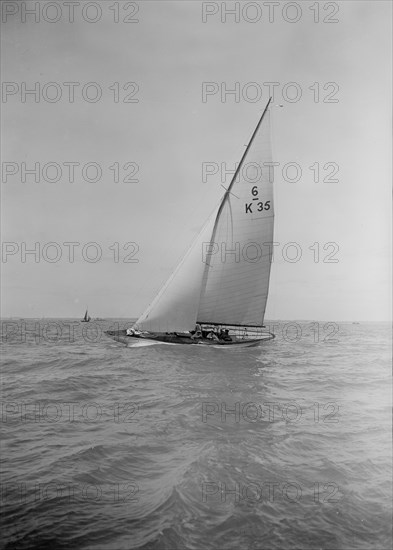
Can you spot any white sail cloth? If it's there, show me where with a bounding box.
[134,209,218,333]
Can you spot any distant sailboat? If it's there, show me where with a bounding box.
[107,98,275,347]
[82,309,91,323]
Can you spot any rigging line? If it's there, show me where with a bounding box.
[220,184,239,199]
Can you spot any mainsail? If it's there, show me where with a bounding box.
[135,98,274,332]
[197,99,274,326]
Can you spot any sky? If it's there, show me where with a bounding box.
[1,0,391,321]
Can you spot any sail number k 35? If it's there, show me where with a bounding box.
[245,186,270,214]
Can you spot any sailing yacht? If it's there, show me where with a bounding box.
[107,98,275,347]
[81,309,91,322]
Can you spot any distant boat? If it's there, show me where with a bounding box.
[107,98,276,347]
[81,309,91,323]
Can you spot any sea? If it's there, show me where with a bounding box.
[1,319,391,550]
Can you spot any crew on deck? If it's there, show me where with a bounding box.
[219,328,232,342]
[190,324,232,342]
[191,323,202,340]
[206,330,219,341]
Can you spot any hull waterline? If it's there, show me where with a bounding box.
[105,330,275,348]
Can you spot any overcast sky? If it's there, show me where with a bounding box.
[1,0,391,321]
